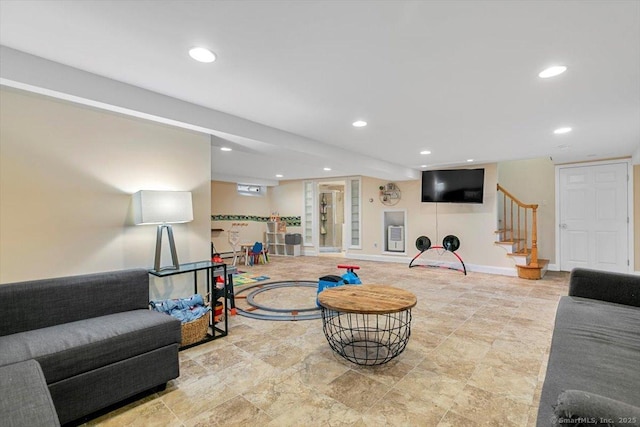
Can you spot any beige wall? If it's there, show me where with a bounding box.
[210,180,302,254]
[351,165,514,270]
[212,164,544,272]
[497,157,556,264]
[0,89,211,285]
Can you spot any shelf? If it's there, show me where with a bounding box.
[149,261,237,350]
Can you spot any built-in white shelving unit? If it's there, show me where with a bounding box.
[266,221,286,256]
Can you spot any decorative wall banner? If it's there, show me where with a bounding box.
[211,215,301,227]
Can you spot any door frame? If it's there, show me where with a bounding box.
[554,159,634,272]
[302,177,360,256]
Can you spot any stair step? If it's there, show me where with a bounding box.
[506,249,530,257]
[517,259,549,269]
[516,259,549,280]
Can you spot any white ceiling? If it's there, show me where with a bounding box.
[1,0,639,184]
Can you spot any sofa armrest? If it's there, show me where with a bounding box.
[569,268,640,307]
[553,390,640,427]
[0,360,60,427]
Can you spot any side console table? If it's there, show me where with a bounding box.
[149,261,237,349]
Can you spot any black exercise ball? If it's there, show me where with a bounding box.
[442,235,460,252]
[415,236,431,252]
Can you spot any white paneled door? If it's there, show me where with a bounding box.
[558,162,629,273]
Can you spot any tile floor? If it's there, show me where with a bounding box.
[85,256,569,426]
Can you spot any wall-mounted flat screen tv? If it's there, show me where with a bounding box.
[421,168,485,203]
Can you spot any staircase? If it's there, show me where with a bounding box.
[495,184,549,279]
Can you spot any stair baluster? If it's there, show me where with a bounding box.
[496,184,541,278]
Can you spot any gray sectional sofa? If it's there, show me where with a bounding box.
[537,268,640,426]
[0,269,181,426]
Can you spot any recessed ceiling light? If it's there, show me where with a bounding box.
[220,147,232,151]
[275,174,283,178]
[467,159,474,162]
[421,164,427,168]
[539,65,567,78]
[323,167,332,171]
[352,120,367,128]
[420,150,431,155]
[189,47,216,63]
[553,127,572,134]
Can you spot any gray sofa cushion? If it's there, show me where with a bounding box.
[0,360,60,427]
[0,310,181,383]
[0,269,150,336]
[553,390,640,427]
[537,296,640,426]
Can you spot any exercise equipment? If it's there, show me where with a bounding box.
[409,235,467,275]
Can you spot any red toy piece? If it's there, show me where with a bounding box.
[212,253,225,284]
[337,264,360,273]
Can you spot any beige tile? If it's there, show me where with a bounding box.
[285,344,352,385]
[86,398,182,427]
[432,335,493,362]
[412,312,466,336]
[453,317,506,344]
[418,352,479,382]
[437,410,481,427]
[450,384,530,426]
[265,397,362,427]
[213,355,279,394]
[160,373,231,421]
[526,405,540,427]
[192,343,251,372]
[351,358,414,387]
[243,375,360,426]
[482,340,545,377]
[319,370,390,411]
[361,389,448,426]
[259,341,309,369]
[467,364,538,406]
[184,395,272,427]
[393,366,466,408]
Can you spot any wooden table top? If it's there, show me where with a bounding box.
[318,284,417,314]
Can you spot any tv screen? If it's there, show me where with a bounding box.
[421,168,485,203]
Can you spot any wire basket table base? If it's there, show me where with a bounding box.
[321,308,412,365]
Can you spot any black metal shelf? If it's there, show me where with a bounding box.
[149,261,237,349]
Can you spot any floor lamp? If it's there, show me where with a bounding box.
[133,190,193,271]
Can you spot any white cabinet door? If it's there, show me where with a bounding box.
[559,162,628,273]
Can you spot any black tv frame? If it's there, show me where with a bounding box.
[421,168,485,204]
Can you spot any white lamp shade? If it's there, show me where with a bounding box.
[133,190,193,225]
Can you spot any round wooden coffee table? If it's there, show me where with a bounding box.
[318,284,417,365]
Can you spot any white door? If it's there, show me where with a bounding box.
[558,162,629,273]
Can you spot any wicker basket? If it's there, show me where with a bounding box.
[180,313,209,347]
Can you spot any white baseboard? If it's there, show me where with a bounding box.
[343,253,519,277]
[547,263,560,271]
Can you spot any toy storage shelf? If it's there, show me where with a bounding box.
[266,221,286,256]
[266,221,301,257]
[285,244,300,256]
